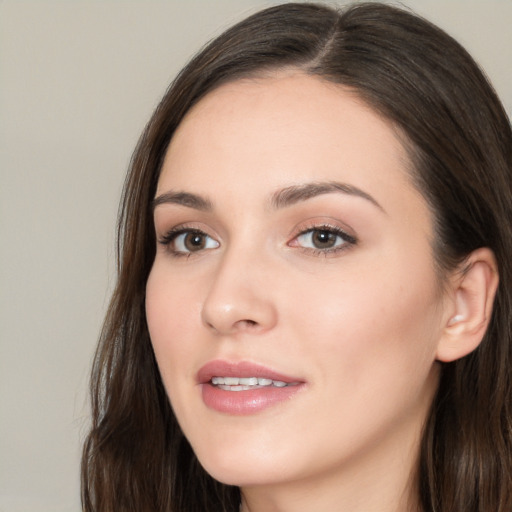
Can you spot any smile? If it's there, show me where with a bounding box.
[211,376,296,390]
[198,361,305,414]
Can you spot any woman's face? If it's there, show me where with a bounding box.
[146,73,447,492]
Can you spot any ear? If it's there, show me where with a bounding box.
[436,247,499,363]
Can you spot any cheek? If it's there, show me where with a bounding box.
[145,265,201,385]
[285,251,442,390]
[146,268,173,351]
[146,261,203,332]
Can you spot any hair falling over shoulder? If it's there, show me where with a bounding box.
[81,3,512,511]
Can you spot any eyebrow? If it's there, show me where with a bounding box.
[271,181,385,212]
[152,181,384,214]
[152,191,213,212]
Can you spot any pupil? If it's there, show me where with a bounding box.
[185,233,205,251]
[313,230,335,248]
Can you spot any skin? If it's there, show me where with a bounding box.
[146,73,451,512]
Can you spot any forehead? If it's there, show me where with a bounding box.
[158,72,424,222]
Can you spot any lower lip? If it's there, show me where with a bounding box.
[201,383,304,415]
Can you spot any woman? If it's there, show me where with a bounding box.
[81,2,512,511]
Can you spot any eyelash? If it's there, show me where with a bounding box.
[158,226,218,258]
[291,224,357,256]
[158,224,357,258]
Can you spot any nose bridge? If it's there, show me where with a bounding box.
[201,238,277,335]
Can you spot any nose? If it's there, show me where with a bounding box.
[201,248,278,336]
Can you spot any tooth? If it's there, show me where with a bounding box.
[218,385,251,391]
[239,377,258,386]
[212,376,291,389]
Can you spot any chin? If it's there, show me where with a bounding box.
[193,441,292,487]
[204,465,282,488]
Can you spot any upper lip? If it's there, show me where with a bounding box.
[197,360,302,384]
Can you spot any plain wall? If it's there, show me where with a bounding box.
[0,1,510,511]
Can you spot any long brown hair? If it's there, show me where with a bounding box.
[81,3,512,511]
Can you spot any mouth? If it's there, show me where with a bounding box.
[197,360,305,414]
[197,360,302,386]
[210,376,300,391]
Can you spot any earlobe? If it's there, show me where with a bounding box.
[436,247,499,363]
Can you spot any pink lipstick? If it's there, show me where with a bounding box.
[197,360,305,415]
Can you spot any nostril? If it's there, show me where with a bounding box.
[240,319,257,328]
[204,318,257,333]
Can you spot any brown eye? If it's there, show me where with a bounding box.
[311,230,337,249]
[183,232,207,251]
[166,230,220,254]
[294,226,356,253]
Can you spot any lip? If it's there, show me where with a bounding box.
[197,360,305,415]
[197,360,301,384]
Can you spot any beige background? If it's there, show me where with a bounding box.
[1,1,510,511]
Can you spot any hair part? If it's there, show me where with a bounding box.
[82,3,512,511]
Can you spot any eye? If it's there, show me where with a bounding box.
[160,228,220,255]
[292,225,356,253]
